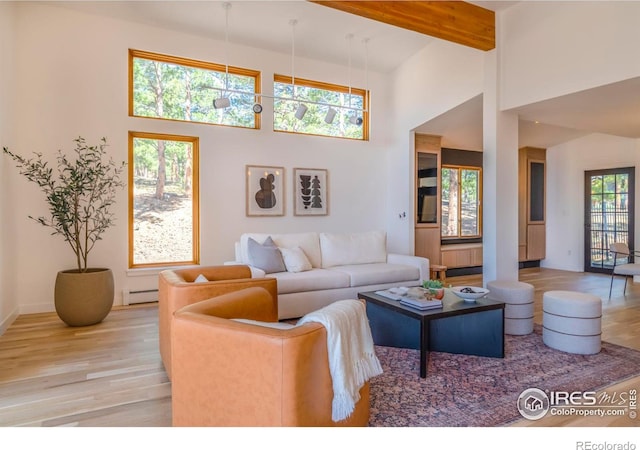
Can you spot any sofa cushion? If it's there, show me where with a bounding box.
[329,263,420,287]
[247,237,286,274]
[280,247,313,273]
[267,269,350,295]
[240,232,322,268]
[320,231,387,268]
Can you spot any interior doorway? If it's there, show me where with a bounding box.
[584,167,635,273]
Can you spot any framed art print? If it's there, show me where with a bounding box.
[246,165,285,216]
[294,168,328,216]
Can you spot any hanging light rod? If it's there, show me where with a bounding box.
[213,2,232,109]
[345,33,363,126]
[205,86,368,113]
[209,9,369,121]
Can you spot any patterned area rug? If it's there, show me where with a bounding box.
[369,325,640,427]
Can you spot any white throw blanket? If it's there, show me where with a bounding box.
[297,299,383,422]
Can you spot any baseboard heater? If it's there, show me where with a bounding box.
[123,289,159,306]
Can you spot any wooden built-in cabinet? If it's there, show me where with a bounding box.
[414,134,442,265]
[441,243,483,268]
[414,140,544,268]
[414,134,485,270]
[518,146,547,262]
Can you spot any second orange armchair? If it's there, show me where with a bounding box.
[158,265,277,378]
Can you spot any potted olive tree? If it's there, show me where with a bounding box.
[3,137,126,326]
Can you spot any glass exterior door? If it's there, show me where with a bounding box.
[584,167,634,273]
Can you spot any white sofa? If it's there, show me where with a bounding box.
[228,231,430,319]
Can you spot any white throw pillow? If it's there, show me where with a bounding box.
[280,246,313,273]
[240,232,322,268]
[194,274,209,283]
[231,318,296,330]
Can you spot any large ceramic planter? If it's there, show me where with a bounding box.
[54,268,114,326]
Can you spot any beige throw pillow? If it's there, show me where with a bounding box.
[280,246,313,273]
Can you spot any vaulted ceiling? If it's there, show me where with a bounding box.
[53,1,640,150]
[311,1,640,150]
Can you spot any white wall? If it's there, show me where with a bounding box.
[492,1,640,275]
[482,44,520,285]
[0,3,19,333]
[386,40,484,253]
[386,1,640,278]
[501,1,640,109]
[8,2,640,319]
[544,133,640,272]
[9,4,393,314]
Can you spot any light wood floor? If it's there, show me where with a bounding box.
[0,304,172,426]
[0,267,639,427]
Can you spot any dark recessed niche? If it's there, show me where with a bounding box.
[529,161,545,222]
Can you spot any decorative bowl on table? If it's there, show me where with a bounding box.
[451,286,490,302]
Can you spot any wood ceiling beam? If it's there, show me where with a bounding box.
[310,1,495,51]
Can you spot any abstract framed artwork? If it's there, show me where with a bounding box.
[293,168,328,216]
[246,165,285,216]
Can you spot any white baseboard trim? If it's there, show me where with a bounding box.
[19,303,55,315]
[0,306,19,336]
[19,300,124,315]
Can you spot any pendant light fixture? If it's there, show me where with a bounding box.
[323,34,338,125]
[324,107,337,124]
[345,33,363,126]
[206,14,368,121]
[349,37,369,126]
[294,103,308,120]
[289,19,307,120]
[213,2,232,109]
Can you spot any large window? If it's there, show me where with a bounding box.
[129,49,261,129]
[129,132,199,268]
[441,165,482,239]
[273,75,369,140]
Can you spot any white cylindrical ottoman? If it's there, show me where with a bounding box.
[487,280,534,335]
[542,290,602,355]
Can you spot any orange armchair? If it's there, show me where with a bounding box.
[158,265,277,379]
[170,286,370,427]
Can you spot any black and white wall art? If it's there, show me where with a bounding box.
[294,168,328,216]
[246,165,285,216]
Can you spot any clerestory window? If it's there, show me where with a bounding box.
[273,74,369,140]
[129,49,261,129]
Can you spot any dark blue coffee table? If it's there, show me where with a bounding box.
[358,289,505,378]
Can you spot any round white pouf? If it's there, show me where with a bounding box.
[542,290,602,355]
[487,280,534,335]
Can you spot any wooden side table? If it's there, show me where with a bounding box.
[429,264,447,284]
